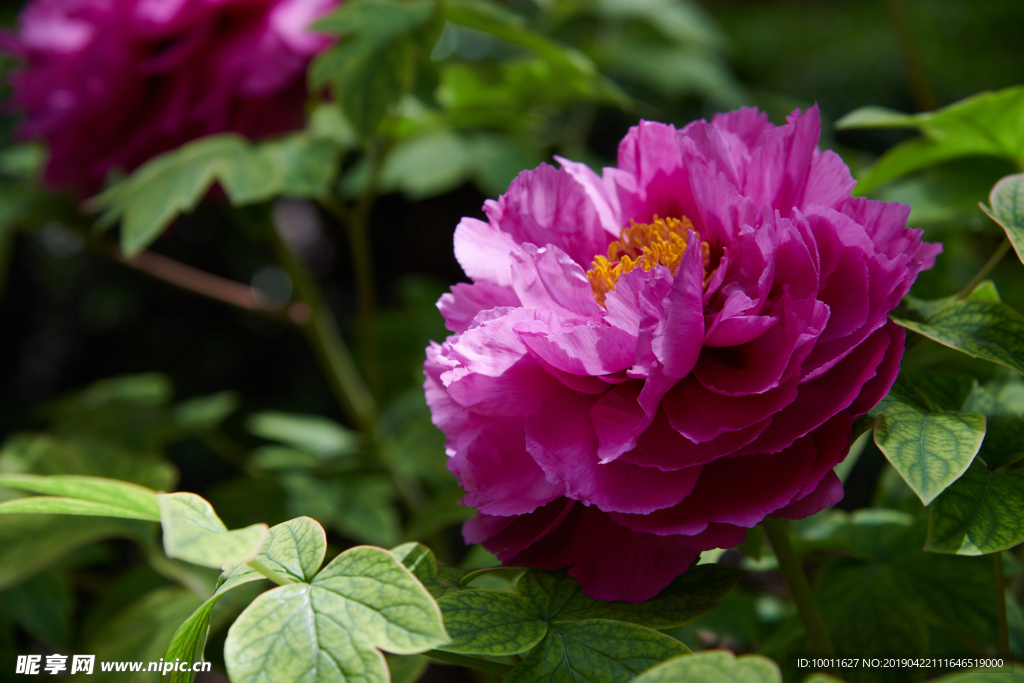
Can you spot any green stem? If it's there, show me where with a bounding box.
[883,0,936,112]
[247,559,296,587]
[269,219,377,430]
[958,238,1011,300]
[764,516,834,658]
[995,552,1010,659]
[423,650,513,676]
[322,140,393,399]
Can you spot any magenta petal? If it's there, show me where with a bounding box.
[451,417,562,517]
[648,237,706,380]
[612,430,819,534]
[484,162,614,269]
[694,294,828,396]
[849,323,904,416]
[443,308,561,416]
[527,387,701,514]
[438,282,521,334]
[803,149,857,210]
[620,404,770,470]
[519,321,636,376]
[663,374,799,443]
[735,324,893,457]
[507,504,703,603]
[603,266,661,337]
[678,120,740,187]
[704,313,778,348]
[775,471,844,519]
[465,498,575,555]
[742,106,821,216]
[711,106,772,152]
[510,243,604,321]
[453,217,517,287]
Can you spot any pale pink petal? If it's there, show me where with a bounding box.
[510,243,604,321]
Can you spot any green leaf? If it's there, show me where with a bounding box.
[442,0,629,108]
[85,587,205,683]
[157,492,268,569]
[0,514,145,590]
[224,546,448,683]
[505,619,689,683]
[219,516,327,585]
[5,570,73,649]
[385,655,429,683]
[163,517,327,683]
[0,474,160,520]
[516,566,745,629]
[816,558,930,677]
[437,589,547,655]
[872,379,986,505]
[807,521,1000,680]
[635,651,782,683]
[926,461,1024,555]
[88,131,340,256]
[247,411,360,458]
[893,299,1024,376]
[1,433,175,491]
[88,135,250,256]
[172,392,239,432]
[379,131,473,200]
[311,0,436,141]
[835,86,1024,193]
[391,542,461,599]
[981,173,1024,265]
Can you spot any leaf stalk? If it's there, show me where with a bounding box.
[763,516,834,659]
[958,237,1011,301]
[268,218,378,430]
[247,559,296,587]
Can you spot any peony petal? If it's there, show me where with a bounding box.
[742,106,821,216]
[555,155,623,238]
[803,149,857,210]
[450,417,562,517]
[597,242,705,462]
[663,374,800,443]
[711,106,771,152]
[734,324,893,457]
[518,321,636,376]
[484,163,614,268]
[774,470,844,519]
[848,322,904,416]
[453,216,517,286]
[438,282,521,334]
[442,308,561,416]
[510,243,604,320]
[704,311,778,348]
[678,120,740,187]
[611,430,819,534]
[507,504,703,603]
[694,293,828,396]
[619,404,770,471]
[526,387,701,514]
[464,498,575,555]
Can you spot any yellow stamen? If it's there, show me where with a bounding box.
[587,215,711,306]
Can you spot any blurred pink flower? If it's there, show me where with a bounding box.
[3,0,337,194]
[425,106,940,603]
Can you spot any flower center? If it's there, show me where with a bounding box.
[587,215,711,305]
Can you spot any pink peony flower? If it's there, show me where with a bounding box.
[425,106,940,603]
[3,0,338,194]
